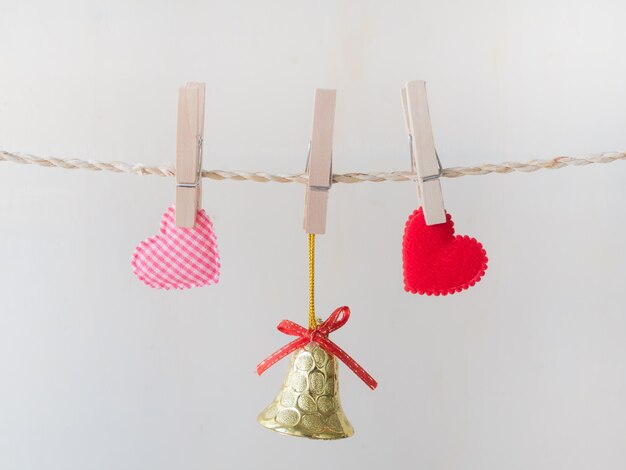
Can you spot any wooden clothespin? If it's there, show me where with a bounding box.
[402,80,446,225]
[303,89,336,234]
[175,82,206,227]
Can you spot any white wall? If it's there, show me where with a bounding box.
[1,1,626,469]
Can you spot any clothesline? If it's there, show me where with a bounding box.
[0,149,625,183]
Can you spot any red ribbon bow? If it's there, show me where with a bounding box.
[256,306,377,390]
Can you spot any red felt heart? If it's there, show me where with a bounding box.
[402,208,488,296]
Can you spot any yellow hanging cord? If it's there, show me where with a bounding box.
[308,233,316,329]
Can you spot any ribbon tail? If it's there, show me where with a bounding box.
[318,337,378,390]
[256,336,308,376]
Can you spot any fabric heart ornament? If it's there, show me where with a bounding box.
[402,208,487,296]
[132,205,220,290]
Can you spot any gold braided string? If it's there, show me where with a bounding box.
[308,233,316,329]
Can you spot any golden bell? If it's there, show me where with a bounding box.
[258,341,354,439]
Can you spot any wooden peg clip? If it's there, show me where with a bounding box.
[303,89,336,235]
[402,80,446,225]
[175,82,206,228]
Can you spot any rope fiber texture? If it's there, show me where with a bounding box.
[1,150,625,183]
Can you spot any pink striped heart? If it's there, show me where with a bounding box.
[131,206,220,290]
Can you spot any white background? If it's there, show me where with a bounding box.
[1,1,626,469]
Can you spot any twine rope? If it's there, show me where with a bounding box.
[1,150,625,183]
